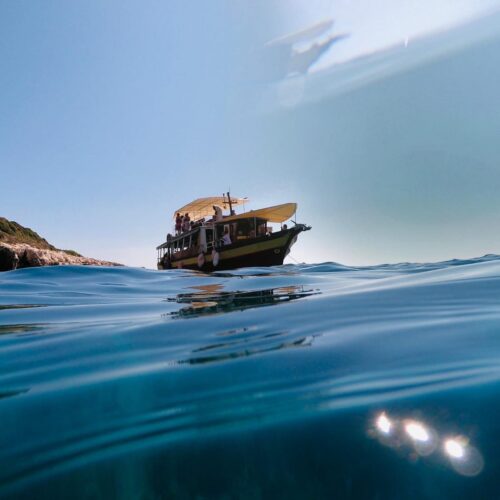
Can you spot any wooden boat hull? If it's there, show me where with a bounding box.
[158,225,309,271]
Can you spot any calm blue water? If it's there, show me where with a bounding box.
[1,258,500,498]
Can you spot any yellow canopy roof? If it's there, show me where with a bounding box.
[222,203,297,223]
[174,196,248,221]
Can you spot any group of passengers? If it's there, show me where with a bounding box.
[175,213,191,235]
[175,205,229,236]
[175,214,204,234]
[174,208,233,246]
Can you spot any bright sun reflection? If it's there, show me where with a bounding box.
[376,413,393,434]
[444,438,465,459]
[405,421,430,442]
[371,411,484,476]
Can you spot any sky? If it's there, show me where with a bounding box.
[1,1,500,267]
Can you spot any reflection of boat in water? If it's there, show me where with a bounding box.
[168,285,319,318]
[156,193,311,271]
[164,284,319,365]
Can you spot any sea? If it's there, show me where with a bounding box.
[1,257,500,498]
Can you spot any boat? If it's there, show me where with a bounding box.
[156,193,311,271]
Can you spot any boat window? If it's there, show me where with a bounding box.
[236,219,254,239]
[191,232,198,249]
[206,228,214,248]
[216,224,224,240]
[256,218,268,236]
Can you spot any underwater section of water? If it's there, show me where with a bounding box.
[1,257,500,498]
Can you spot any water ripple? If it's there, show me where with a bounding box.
[2,258,500,495]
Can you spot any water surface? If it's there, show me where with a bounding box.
[1,257,500,498]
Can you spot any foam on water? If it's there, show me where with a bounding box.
[1,257,500,497]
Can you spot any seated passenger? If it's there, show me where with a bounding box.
[222,227,231,245]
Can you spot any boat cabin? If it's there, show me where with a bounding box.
[156,216,281,263]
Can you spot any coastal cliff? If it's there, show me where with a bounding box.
[0,217,121,271]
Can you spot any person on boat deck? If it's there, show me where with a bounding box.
[175,213,182,234]
[182,213,191,232]
[213,205,223,222]
[222,227,231,246]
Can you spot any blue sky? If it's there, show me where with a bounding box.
[2,1,500,266]
[1,1,264,265]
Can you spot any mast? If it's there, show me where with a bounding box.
[227,191,233,215]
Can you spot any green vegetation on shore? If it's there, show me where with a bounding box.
[61,249,82,257]
[0,217,55,250]
[0,217,80,256]
[0,217,121,271]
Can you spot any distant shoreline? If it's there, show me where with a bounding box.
[0,217,121,272]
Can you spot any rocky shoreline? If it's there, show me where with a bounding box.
[0,217,121,272]
[0,243,120,271]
